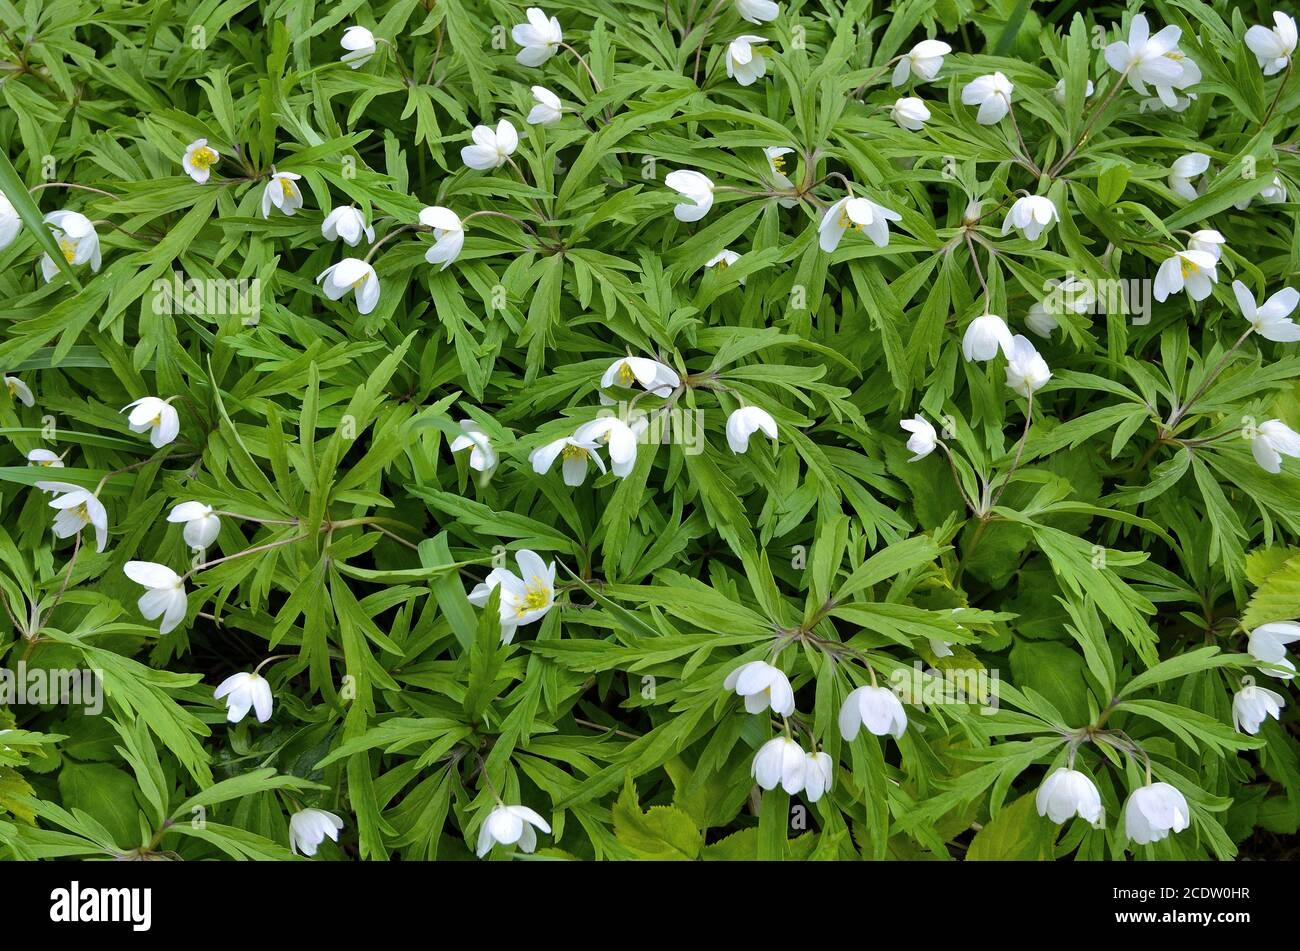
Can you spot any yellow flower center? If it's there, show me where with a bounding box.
[5,380,15,396]
[516,577,551,616]
[191,147,217,170]
[715,258,728,269]
[59,238,77,263]
[561,444,588,462]
[617,362,635,385]
[352,272,369,289]
[74,502,89,523]
[280,178,295,197]
[771,153,786,173]
[1181,258,1198,278]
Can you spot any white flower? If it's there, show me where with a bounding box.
[892,39,952,86]
[461,120,518,170]
[213,670,273,724]
[751,737,808,794]
[316,258,380,315]
[839,685,907,740]
[1004,335,1052,398]
[1250,419,1300,474]
[1140,92,1196,113]
[4,375,34,406]
[737,0,779,24]
[0,189,20,251]
[468,550,557,643]
[726,35,768,86]
[574,416,642,478]
[527,86,563,125]
[724,660,795,716]
[802,752,833,803]
[1052,78,1094,104]
[929,637,954,657]
[726,406,777,454]
[1168,152,1209,202]
[1153,249,1216,302]
[476,804,551,857]
[1123,782,1190,845]
[705,248,743,283]
[181,139,220,184]
[529,433,607,486]
[167,501,220,549]
[1036,768,1103,824]
[600,356,680,398]
[123,396,180,448]
[1029,276,1094,337]
[340,25,376,68]
[419,206,465,270]
[1187,229,1226,261]
[890,97,931,131]
[47,485,108,552]
[962,313,1014,362]
[1248,621,1300,678]
[818,195,901,252]
[961,72,1013,124]
[321,206,374,247]
[512,7,563,67]
[261,171,303,218]
[763,147,798,206]
[1245,12,1297,75]
[664,170,715,222]
[27,448,62,469]
[1233,682,1286,734]
[40,211,101,282]
[1002,195,1058,241]
[1234,280,1300,341]
[1104,14,1186,97]
[289,809,344,856]
[450,419,496,471]
[1236,175,1288,210]
[900,415,938,461]
[123,561,188,635]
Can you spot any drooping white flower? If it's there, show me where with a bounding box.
[1233,682,1286,734]
[1123,782,1190,845]
[27,448,62,469]
[1028,276,1094,337]
[726,406,777,454]
[839,685,907,740]
[261,171,303,218]
[1236,175,1288,210]
[527,86,563,125]
[167,501,220,549]
[512,7,563,67]
[467,550,557,643]
[1234,280,1300,341]
[40,211,101,282]
[929,637,954,657]
[339,25,376,68]
[664,170,715,222]
[724,660,795,716]
[600,357,680,398]
[1245,12,1297,75]
[123,396,180,448]
[892,39,952,86]
[961,313,1014,362]
[1002,195,1058,241]
[705,248,743,283]
[1248,621,1300,679]
[900,414,938,461]
[818,195,901,252]
[0,189,20,251]
[751,737,808,794]
[764,146,795,189]
[4,375,34,406]
[289,809,344,857]
[890,97,931,131]
[450,419,496,471]
[1153,249,1216,302]
[213,670,273,723]
[321,206,374,247]
[1052,78,1094,104]
[1250,419,1300,474]
[1187,229,1226,261]
[736,0,779,24]
[419,206,464,270]
[181,139,220,184]
[476,804,551,857]
[1168,152,1209,202]
[726,35,768,86]
[1104,14,1185,97]
[961,72,1013,124]
[1036,768,1104,824]
[802,751,833,802]
[529,433,607,486]
[123,561,188,635]
[461,120,519,171]
[574,416,642,478]
[47,484,108,552]
[1004,335,1052,398]
[316,258,380,315]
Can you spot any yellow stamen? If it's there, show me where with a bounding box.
[352,272,369,289]
[561,444,589,462]
[617,362,635,386]
[1181,258,1198,278]
[59,238,77,264]
[771,153,786,174]
[516,576,551,616]
[838,208,863,232]
[280,178,295,197]
[191,147,217,171]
